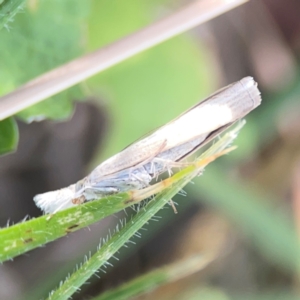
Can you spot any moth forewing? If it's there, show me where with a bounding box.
[90,138,167,180]
[90,77,260,179]
[150,77,260,151]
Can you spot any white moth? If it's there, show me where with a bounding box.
[34,77,261,214]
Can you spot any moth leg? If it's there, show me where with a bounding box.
[83,187,120,202]
[150,157,192,178]
[127,140,169,186]
[129,170,151,187]
[148,158,170,179]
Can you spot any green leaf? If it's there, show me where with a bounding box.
[0,0,25,30]
[0,0,90,121]
[0,117,18,155]
[16,90,78,122]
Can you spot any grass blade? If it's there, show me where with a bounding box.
[93,254,215,300]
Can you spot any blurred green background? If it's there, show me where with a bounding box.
[1,0,300,299]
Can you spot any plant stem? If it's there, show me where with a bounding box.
[0,0,248,120]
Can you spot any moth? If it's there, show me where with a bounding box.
[34,77,261,214]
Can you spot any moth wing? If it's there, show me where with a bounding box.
[88,137,166,181]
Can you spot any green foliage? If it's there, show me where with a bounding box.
[194,167,300,273]
[0,0,91,154]
[0,193,129,262]
[0,117,18,155]
[0,0,89,123]
[0,0,25,30]
[92,255,212,300]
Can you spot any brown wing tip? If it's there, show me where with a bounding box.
[240,76,262,108]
